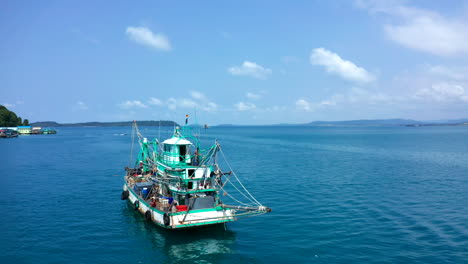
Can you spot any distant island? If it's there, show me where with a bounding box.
[217,118,468,127]
[30,120,179,127]
[303,118,468,126]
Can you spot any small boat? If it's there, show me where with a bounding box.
[42,128,57,134]
[0,129,19,138]
[121,121,271,229]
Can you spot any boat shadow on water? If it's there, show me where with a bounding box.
[123,203,237,264]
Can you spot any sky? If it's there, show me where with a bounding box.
[1,0,468,125]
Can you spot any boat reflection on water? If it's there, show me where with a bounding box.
[164,228,236,263]
[123,203,236,263]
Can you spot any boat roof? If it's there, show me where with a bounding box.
[162,137,192,145]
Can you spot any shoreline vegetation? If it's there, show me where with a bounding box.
[0,105,29,127]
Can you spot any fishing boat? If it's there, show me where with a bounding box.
[0,129,19,138]
[121,121,271,229]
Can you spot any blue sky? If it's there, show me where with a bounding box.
[2,0,468,125]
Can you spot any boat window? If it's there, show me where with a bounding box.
[164,144,170,152]
[190,196,215,210]
[170,145,178,154]
[179,145,187,161]
[187,169,195,178]
[179,145,187,155]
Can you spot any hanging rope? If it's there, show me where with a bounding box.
[216,173,259,206]
[219,147,263,206]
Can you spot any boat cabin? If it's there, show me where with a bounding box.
[162,136,193,164]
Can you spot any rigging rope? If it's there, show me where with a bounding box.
[219,147,263,206]
[216,173,259,206]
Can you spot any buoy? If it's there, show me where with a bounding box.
[134,200,139,210]
[163,213,170,226]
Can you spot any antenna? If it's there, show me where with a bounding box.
[158,117,161,140]
[196,107,203,139]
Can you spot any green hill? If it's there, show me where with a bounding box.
[0,105,29,127]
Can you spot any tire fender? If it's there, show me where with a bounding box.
[121,190,129,200]
[163,213,170,226]
[145,210,152,221]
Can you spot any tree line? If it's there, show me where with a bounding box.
[0,105,29,127]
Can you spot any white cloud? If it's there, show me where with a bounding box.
[346,87,393,104]
[246,92,261,100]
[203,102,218,112]
[295,97,340,112]
[167,98,177,110]
[310,48,375,83]
[190,91,206,100]
[228,61,272,79]
[180,99,197,108]
[164,92,218,112]
[415,82,468,102]
[357,0,468,56]
[191,91,218,111]
[295,99,311,111]
[76,101,88,110]
[235,102,256,111]
[148,97,162,106]
[119,100,148,109]
[2,103,14,108]
[2,100,25,109]
[126,26,171,51]
[428,65,468,81]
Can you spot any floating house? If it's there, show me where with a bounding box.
[17,126,32,134]
[31,127,42,134]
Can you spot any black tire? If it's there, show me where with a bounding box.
[163,213,170,226]
[134,200,139,210]
[145,211,152,221]
[121,190,129,200]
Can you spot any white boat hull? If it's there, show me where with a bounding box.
[124,184,236,229]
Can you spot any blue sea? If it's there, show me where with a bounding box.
[1,126,467,263]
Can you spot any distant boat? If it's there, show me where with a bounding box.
[0,129,18,138]
[121,121,271,229]
[42,128,57,134]
[204,124,209,129]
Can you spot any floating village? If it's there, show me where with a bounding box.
[0,126,56,138]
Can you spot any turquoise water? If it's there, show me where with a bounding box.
[1,126,467,263]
